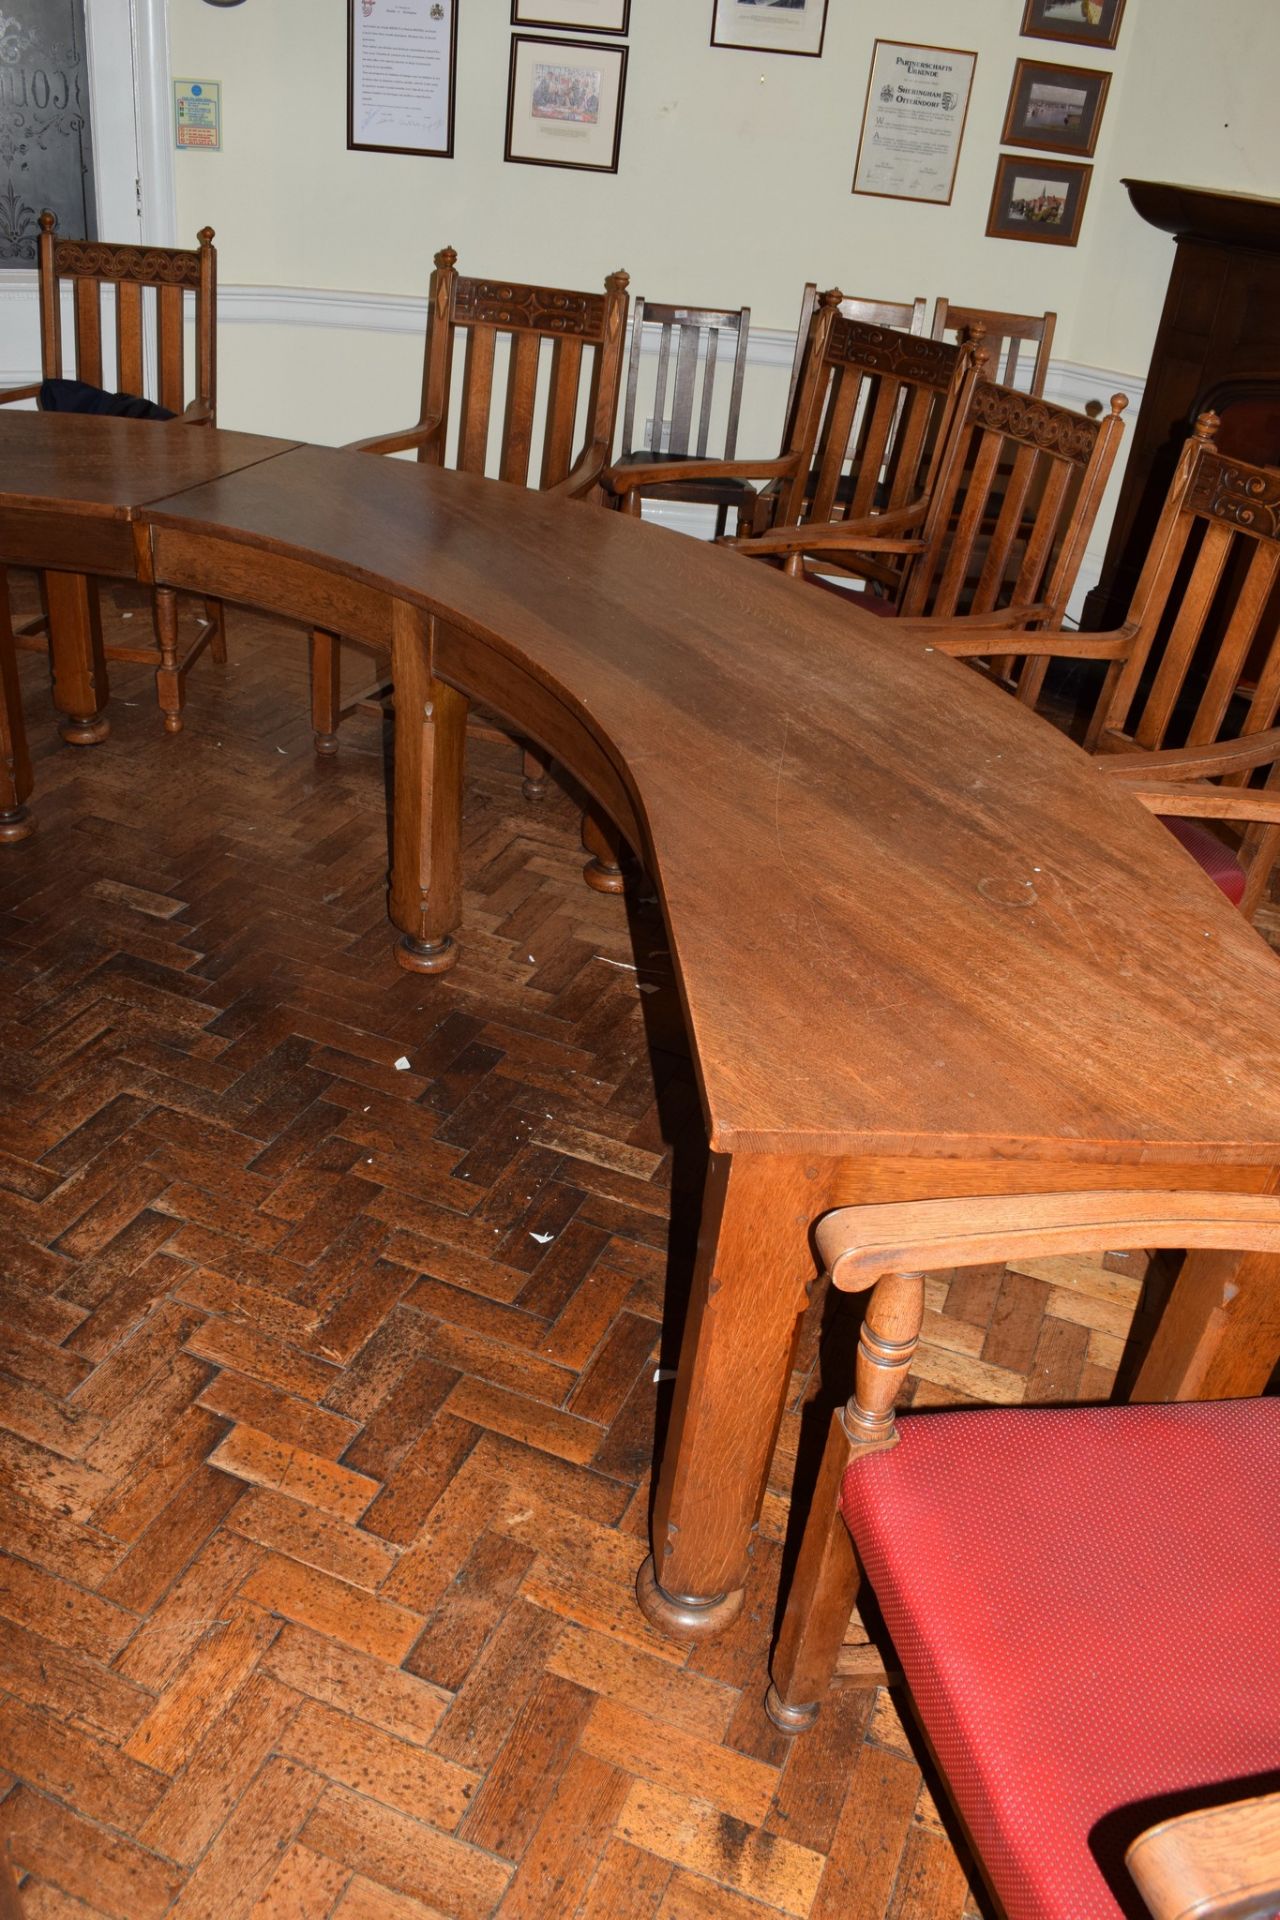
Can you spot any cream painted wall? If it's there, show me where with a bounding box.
[165,0,1273,448]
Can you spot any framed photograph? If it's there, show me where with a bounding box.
[1019,0,1125,50]
[852,40,977,206]
[1002,58,1110,156]
[348,0,457,158]
[505,35,627,173]
[986,153,1092,246]
[710,0,829,60]
[511,0,630,34]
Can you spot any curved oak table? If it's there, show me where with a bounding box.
[6,413,1280,1639]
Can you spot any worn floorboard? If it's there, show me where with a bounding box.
[0,577,1182,1917]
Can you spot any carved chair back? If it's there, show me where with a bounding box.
[897,378,1128,635]
[774,303,982,551]
[930,298,1056,397]
[1089,421,1280,761]
[34,210,217,420]
[418,247,630,492]
[785,282,927,428]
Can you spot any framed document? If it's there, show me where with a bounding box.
[348,0,458,158]
[511,0,630,32]
[710,0,829,60]
[1002,58,1110,157]
[852,41,976,206]
[987,153,1092,246]
[1020,0,1125,50]
[505,34,627,173]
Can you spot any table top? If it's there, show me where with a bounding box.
[10,415,1280,1165]
[0,411,295,520]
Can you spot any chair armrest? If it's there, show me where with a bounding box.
[603,451,800,496]
[924,627,1134,662]
[893,604,1054,636]
[1126,782,1280,825]
[345,416,445,458]
[0,383,41,406]
[1100,728,1280,783]
[180,398,214,425]
[547,441,609,500]
[1127,1789,1280,1920]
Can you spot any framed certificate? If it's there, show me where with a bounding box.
[710,0,829,59]
[511,0,630,32]
[852,40,976,206]
[348,0,458,158]
[505,34,627,173]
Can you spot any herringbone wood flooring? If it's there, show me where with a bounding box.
[0,577,1177,1918]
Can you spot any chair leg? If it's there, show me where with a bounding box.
[522,745,550,801]
[766,1407,862,1733]
[311,629,342,756]
[582,809,626,894]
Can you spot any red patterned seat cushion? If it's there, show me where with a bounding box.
[841,1399,1280,1920]
[1160,814,1247,904]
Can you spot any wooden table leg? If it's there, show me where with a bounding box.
[637,1150,815,1641]
[44,569,109,744]
[0,568,32,841]
[388,602,467,975]
[1131,1244,1280,1401]
[582,809,626,894]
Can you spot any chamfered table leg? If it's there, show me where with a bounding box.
[638,1150,816,1641]
[0,568,32,840]
[388,602,467,975]
[44,569,109,745]
[1131,1243,1280,1402]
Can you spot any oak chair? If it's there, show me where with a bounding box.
[608,298,982,593]
[736,376,1127,635]
[928,413,1280,920]
[784,281,928,429]
[931,298,1056,397]
[765,1186,1280,1920]
[1127,1791,1280,1920]
[0,210,221,736]
[310,246,630,763]
[610,297,754,538]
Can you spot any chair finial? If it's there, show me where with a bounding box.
[197,227,215,246]
[606,268,630,293]
[1194,409,1220,443]
[38,210,56,234]
[818,287,843,310]
[435,245,458,270]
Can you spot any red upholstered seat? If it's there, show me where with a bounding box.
[841,1399,1280,1920]
[1160,814,1247,904]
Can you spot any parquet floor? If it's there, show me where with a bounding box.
[0,577,1173,1919]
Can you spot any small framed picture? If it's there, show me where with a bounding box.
[511,0,630,34]
[1002,58,1110,156]
[505,34,627,173]
[348,0,458,158]
[710,0,829,60]
[987,153,1092,246]
[1019,0,1125,50]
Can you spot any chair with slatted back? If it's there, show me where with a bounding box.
[763,1186,1280,1920]
[924,412,1280,922]
[783,282,928,432]
[310,246,629,769]
[736,377,1128,637]
[0,210,220,735]
[609,298,753,538]
[931,298,1056,396]
[608,297,983,615]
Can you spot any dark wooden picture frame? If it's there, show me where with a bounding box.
[505,34,628,173]
[710,0,830,60]
[510,0,630,34]
[1019,0,1125,51]
[1002,57,1110,156]
[347,0,458,158]
[986,152,1092,246]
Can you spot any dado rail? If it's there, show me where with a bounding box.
[4,412,1280,1641]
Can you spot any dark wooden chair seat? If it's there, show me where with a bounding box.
[766,1188,1280,1920]
[0,210,221,737]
